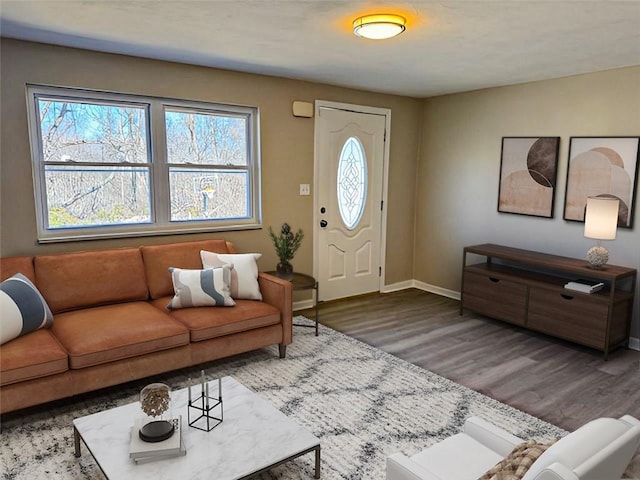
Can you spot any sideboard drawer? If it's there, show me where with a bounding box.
[527,288,608,349]
[462,270,527,326]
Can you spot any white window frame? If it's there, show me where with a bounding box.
[26,84,262,243]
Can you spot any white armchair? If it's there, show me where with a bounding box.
[386,415,640,480]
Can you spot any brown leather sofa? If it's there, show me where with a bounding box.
[0,239,292,414]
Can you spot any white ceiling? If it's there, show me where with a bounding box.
[1,1,640,98]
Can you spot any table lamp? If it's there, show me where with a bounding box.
[583,196,619,269]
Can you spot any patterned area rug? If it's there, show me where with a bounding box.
[1,317,566,479]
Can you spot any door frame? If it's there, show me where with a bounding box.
[313,100,391,298]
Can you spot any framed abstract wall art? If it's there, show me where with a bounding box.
[497,137,560,218]
[563,136,639,228]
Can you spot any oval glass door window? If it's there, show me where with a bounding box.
[337,136,367,230]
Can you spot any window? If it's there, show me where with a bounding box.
[26,85,261,242]
[337,136,367,230]
[164,108,249,222]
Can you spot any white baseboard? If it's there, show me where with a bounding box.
[381,280,414,293]
[294,279,455,310]
[412,280,461,301]
[382,279,460,300]
[629,337,640,351]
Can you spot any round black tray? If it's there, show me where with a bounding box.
[139,420,175,443]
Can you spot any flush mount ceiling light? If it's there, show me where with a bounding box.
[353,14,406,40]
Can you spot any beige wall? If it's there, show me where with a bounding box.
[2,39,639,337]
[416,66,640,337]
[0,39,420,286]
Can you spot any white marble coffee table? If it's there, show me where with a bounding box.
[73,376,321,479]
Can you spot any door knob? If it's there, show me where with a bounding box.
[320,220,328,228]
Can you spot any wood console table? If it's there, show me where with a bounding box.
[460,244,637,360]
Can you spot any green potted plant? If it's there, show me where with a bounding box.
[269,223,304,280]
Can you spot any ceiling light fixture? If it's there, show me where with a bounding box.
[353,14,406,40]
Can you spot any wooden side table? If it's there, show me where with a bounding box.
[266,271,319,336]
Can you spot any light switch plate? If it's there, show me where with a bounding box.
[299,184,310,196]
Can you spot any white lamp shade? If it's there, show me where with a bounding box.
[584,197,619,240]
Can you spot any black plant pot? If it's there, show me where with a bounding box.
[276,262,293,280]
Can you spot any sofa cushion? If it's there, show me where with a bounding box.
[0,256,36,283]
[1,273,54,345]
[34,248,148,313]
[151,297,280,342]
[0,329,68,386]
[142,239,230,299]
[200,251,262,300]
[167,266,235,309]
[51,302,189,369]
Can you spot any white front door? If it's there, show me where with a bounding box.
[314,104,387,301]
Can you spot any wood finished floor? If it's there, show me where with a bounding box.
[300,288,640,478]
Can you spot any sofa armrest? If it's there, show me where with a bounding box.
[387,453,443,480]
[258,272,293,345]
[464,416,524,457]
[571,420,640,480]
[528,462,579,480]
[619,415,640,429]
